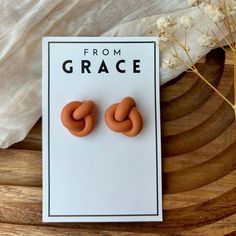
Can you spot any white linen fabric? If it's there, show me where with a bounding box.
[0,0,234,148]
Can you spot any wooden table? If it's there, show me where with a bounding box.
[1,48,236,235]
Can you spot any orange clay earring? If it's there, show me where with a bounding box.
[104,97,143,137]
[61,100,96,137]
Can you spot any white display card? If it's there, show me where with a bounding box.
[42,37,162,222]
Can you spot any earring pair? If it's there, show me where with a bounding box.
[61,97,143,137]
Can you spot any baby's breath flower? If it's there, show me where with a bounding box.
[162,55,179,69]
[179,15,194,28]
[197,33,215,47]
[158,31,174,42]
[156,16,176,31]
[203,4,225,23]
[231,0,236,5]
[187,0,201,6]
[159,34,169,42]
[230,3,236,16]
[186,46,190,51]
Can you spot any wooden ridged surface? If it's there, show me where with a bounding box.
[3,48,236,235]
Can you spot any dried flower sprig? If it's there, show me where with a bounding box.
[156,0,236,117]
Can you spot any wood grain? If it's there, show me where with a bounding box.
[164,120,236,172]
[162,63,233,136]
[161,48,225,121]
[164,169,236,209]
[0,149,41,186]
[162,88,234,157]
[11,120,42,151]
[1,47,235,235]
[0,223,124,236]
[164,141,236,193]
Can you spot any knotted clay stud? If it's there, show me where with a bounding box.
[105,97,143,137]
[61,100,96,137]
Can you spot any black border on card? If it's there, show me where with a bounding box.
[47,41,159,217]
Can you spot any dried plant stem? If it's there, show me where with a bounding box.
[215,23,234,51]
[184,28,187,49]
[211,30,228,53]
[171,45,233,109]
[222,0,234,44]
[193,68,234,109]
[184,48,195,66]
[197,5,234,51]
[168,35,195,66]
[234,45,236,117]
[230,15,236,29]
[166,45,234,109]
[171,40,178,56]
[157,1,236,116]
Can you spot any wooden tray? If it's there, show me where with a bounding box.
[1,48,235,235]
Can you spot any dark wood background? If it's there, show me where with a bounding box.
[0,48,235,235]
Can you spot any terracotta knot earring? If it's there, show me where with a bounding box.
[61,100,96,137]
[104,97,143,137]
